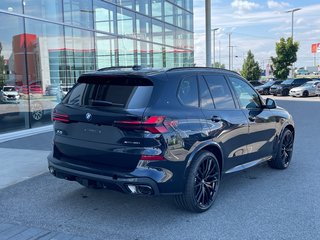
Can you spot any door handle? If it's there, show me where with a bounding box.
[248,116,256,122]
[211,116,222,122]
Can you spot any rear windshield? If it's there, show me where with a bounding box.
[282,79,294,84]
[63,76,153,109]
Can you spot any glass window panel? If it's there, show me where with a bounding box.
[176,7,183,28]
[23,0,63,22]
[0,14,27,133]
[165,47,174,68]
[186,0,193,11]
[64,27,95,90]
[199,77,214,110]
[96,33,117,69]
[165,24,175,47]
[153,44,164,68]
[0,0,22,13]
[152,20,163,44]
[24,19,66,128]
[117,0,134,10]
[117,7,134,36]
[136,0,150,15]
[204,75,236,109]
[229,77,261,109]
[178,76,198,108]
[164,1,174,25]
[137,41,151,67]
[152,0,162,20]
[64,0,93,29]
[136,14,151,41]
[118,38,134,66]
[94,0,116,34]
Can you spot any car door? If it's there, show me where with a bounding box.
[228,76,277,162]
[199,74,249,172]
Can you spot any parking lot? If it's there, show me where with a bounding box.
[0,99,320,240]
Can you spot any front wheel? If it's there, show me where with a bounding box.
[302,91,309,97]
[268,129,294,169]
[175,151,220,213]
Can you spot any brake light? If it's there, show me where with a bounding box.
[114,116,168,133]
[52,111,70,123]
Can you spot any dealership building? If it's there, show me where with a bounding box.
[0,0,194,134]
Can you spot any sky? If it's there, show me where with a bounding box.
[193,0,320,70]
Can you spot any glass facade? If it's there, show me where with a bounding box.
[0,0,194,134]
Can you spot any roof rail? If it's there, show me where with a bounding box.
[166,67,240,75]
[97,65,147,71]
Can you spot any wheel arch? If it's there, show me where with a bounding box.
[184,141,224,178]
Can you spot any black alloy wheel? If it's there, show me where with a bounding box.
[268,129,294,169]
[282,89,289,96]
[175,151,220,212]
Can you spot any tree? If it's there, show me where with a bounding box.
[271,37,299,80]
[240,50,261,81]
[0,42,5,87]
[212,62,225,69]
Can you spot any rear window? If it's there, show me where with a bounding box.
[64,76,153,109]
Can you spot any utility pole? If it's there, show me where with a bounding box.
[219,40,221,64]
[228,33,231,70]
[205,0,212,67]
[285,8,301,77]
[230,45,237,70]
[211,28,219,67]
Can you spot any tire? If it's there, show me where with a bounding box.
[30,102,43,121]
[268,129,294,169]
[282,89,289,96]
[302,91,309,97]
[175,150,220,213]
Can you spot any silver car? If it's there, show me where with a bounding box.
[289,81,320,97]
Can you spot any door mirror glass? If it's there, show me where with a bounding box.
[266,98,276,109]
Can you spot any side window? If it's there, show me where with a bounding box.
[229,77,261,109]
[204,75,236,109]
[177,76,199,107]
[199,77,214,109]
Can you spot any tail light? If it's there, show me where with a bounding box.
[52,109,70,123]
[114,116,169,133]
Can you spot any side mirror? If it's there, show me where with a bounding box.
[265,98,276,109]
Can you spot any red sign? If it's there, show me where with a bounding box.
[311,43,320,53]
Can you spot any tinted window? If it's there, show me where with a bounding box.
[199,77,214,110]
[204,75,235,109]
[294,79,308,85]
[282,79,294,84]
[229,77,261,109]
[178,76,199,107]
[65,81,153,109]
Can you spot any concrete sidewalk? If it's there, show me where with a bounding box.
[0,132,53,190]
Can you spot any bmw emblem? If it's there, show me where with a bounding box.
[86,113,92,121]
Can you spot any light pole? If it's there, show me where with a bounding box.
[211,28,219,67]
[285,8,301,77]
[228,33,232,70]
[205,0,212,67]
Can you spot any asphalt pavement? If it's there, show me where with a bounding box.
[0,99,320,240]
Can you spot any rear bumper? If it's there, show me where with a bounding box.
[47,153,182,195]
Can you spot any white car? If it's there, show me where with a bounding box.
[289,81,320,97]
[0,86,20,103]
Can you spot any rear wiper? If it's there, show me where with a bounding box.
[91,100,124,107]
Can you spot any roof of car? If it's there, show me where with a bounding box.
[80,66,241,78]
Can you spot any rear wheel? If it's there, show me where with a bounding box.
[282,89,289,96]
[175,151,220,213]
[268,129,294,169]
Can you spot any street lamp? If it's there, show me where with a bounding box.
[285,8,302,77]
[285,8,301,40]
[205,0,211,67]
[211,28,219,67]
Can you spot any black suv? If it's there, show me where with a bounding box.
[270,78,311,96]
[48,67,295,212]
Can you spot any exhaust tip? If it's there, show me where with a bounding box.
[127,184,154,195]
[49,166,55,175]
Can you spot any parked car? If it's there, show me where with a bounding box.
[289,80,320,97]
[48,67,295,213]
[270,78,311,96]
[19,84,43,99]
[249,81,263,87]
[45,85,60,96]
[255,80,283,95]
[0,86,20,104]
